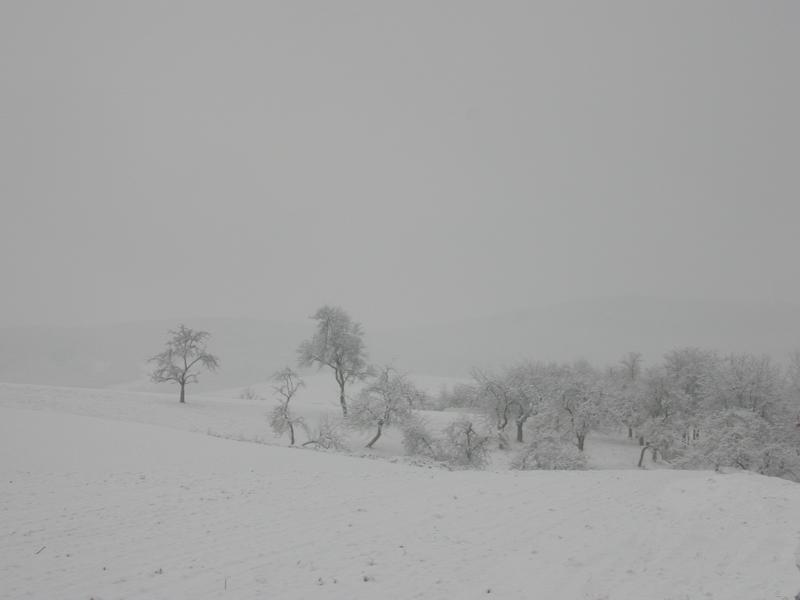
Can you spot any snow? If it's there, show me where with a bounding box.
[2,383,800,599]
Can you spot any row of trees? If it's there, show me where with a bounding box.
[246,306,495,467]
[440,349,800,478]
[146,306,367,409]
[146,310,800,479]
[146,308,424,455]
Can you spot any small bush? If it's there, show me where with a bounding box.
[755,444,800,482]
[401,416,443,460]
[301,415,350,451]
[439,418,491,469]
[239,387,262,400]
[510,435,587,470]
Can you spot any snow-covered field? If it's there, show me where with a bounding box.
[2,382,800,599]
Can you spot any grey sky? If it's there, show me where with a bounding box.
[1,1,798,329]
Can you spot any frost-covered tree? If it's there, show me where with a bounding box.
[349,366,420,448]
[675,409,799,480]
[297,306,370,417]
[663,347,719,436]
[786,350,800,425]
[505,362,550,443]
[787,350,800,398]
[472,363,546,447]
[555,362,605,452]
[664,348,717,399]
[149,324,219,403]
[606,353,648,439]
[619,352,643,382]
[705,354,783,419]
[636,352,799,474]
[634,365,689,460]
[472,368,516,448]
[607,377,648,440]
[269,367,305,445]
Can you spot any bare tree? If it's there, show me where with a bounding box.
[269,367,305,445]
[297,306,370,416]
[149,324,219,403]
[619,351,643,382]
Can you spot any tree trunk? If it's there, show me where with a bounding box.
[338,381,348,416]
[497,430,508,450]
[577,434,585,452]
[628,426,633,439]
[516,421,524,443]
[638,444,651,468]
[638,435,645,447]
[366,422,383,448]
[289,422,295,446]
[179,382,186,404]
[465,425,475,462]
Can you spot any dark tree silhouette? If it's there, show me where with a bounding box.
[149,324,219,403]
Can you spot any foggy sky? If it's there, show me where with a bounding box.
[1,1,798,330]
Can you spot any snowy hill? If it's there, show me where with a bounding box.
[2,384,800,599]
[0,318,309,391]
[2,298,800,390]
[373,297,800,374]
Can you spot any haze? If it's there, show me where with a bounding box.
[1,1,798,332]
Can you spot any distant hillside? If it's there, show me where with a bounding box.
[370,297,800,374]
[1,298,799,388]
[0,318,309,392]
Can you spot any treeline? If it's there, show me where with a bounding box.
[147,308,800,480]
[435,349,800,479]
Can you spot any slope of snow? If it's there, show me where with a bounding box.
[0,379,465,462]
[2,387,800,599]
[0,380,658,469]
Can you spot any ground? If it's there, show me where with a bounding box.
[1,381,799,599]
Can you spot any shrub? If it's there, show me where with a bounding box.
[401,416,444,460]
[510,435,587,470]
[301,416,350,451]
[239,387,262,400]
[439,418,491,469]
